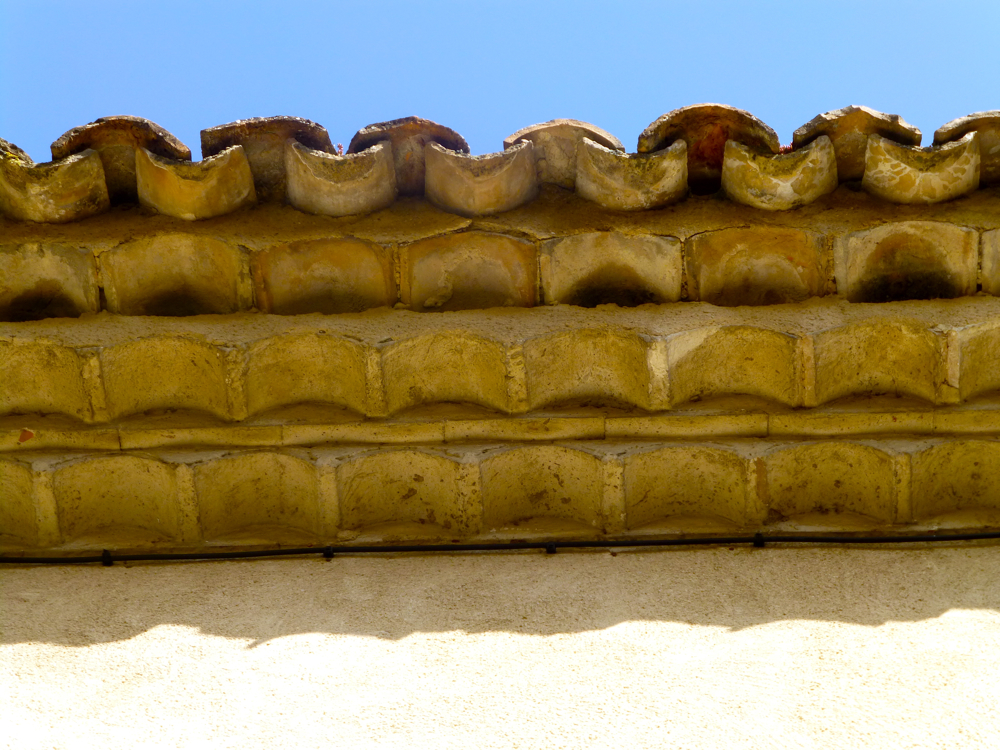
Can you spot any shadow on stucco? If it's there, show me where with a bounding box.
[2,545,999,647]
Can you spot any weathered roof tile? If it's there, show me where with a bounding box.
[793,105,921,182]
[135,145,256,220]
[934,111,1000,184]
[348,116,468,196]
[424,142,538,216]
[202,116,332,201]
[50,116,190,203]
[504,119,623,189]
[862,132,980,204]
[637,104,779,194]
[285,140,397,217]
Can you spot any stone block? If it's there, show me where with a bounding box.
[834,221,977,302]
[252,238,394,314]
[51,116,191,203]
[0,459,37,545]
[862,133,980,204]
[623,445,759,529]
[381,332,511,415]
[686,227,826,305]
[575,138,687,211]
[201,116,333,201]
[980,229,1000,297]
[761,442,899,524]
[539,231,681,306]
[793,106,921,182]
[424,141,539,216]
[100,337,233,420]
[480,445,605,531]
[524,329,652,410]
[813,321,943,404]
[0,341,93,421]
[348,116,469,196]
[0,243,99,320]
[503,119,624,189]
[911,441,1000,521]
[194,451,320,541]
[956,323,1000,400]
[399,231,536,311]
[721,135,838,210]
[245,333,368,417]
[284,140,397,217]
[337,448,474,534]
[0,146,109,223]
[637,104,779,194]
[667,326,800,406]
[52,455,180,544]
[285,421,446,446]
[770,411,933,438]
[934,111,1000,184]
[443,416,605,442]
[607,414,768,439]
[136,145,256,220]
[100,233,251,316]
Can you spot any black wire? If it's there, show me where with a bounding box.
[3,530,1000,565]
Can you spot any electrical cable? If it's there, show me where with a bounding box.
[3,529,1000,565]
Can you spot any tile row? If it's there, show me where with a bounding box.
[3,221,997,321]
[2,106,998,224]
[9,311,1000,423]
[4,437,999,550]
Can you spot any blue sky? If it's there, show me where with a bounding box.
[2,0,997,161]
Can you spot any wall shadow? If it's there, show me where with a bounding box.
[2,544,1000,647]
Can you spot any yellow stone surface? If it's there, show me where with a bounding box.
[284,141,397,217]
[813,321,943,404]
[686,227,827,305]
[524,329,651,410]
[0,149,109,223]
[51,454,181,544]
[480,445,604,531]
[252,238,394,314]
[0,341,93,421]
[834,221,977,303]
[100,337,233,420]
[381,332,510,415]
[194,451,320,541]
[667,327,800,406]
[136,146,256,221]
[957,322,1000,400]
[100,233,251,316]
[539,232,681,306]
[624,445,759,529]
[336,449,473,535]
[424,142,539,217]
[911,440,1000,522]
[0,243,100,320]
[245,333,368,417]
[575,138,686,210]
[862,133,980,204]
[761,442,899,524]
[722,136,838,211]
[399,232,536,311]
[980,229,1000,297]
[6,173,1000,549]
[0,458,36,544]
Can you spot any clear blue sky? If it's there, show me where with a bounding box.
[2,0,997,161]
